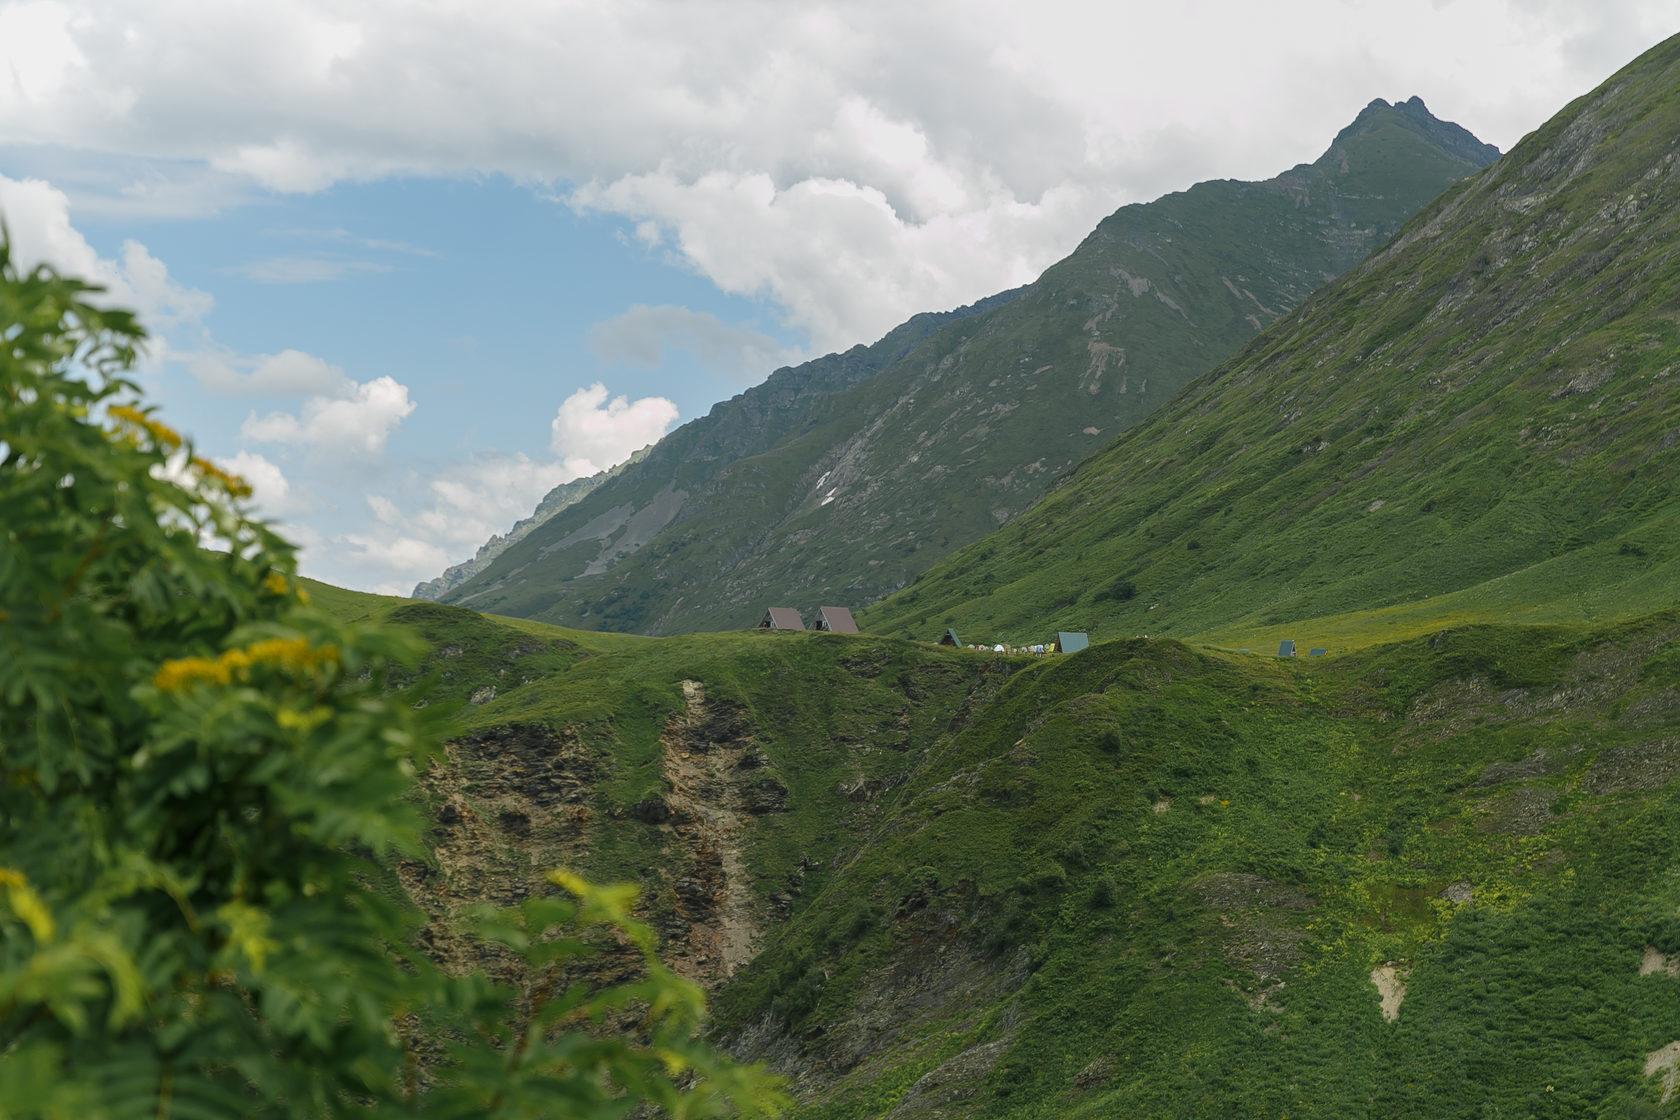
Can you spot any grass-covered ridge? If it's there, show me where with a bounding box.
[321,576,1680,1116]
[713,612,1680,1118]
[863,34,1680,653]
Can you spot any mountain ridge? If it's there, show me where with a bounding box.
[441,96,1498,634]
[864,33,1680,654]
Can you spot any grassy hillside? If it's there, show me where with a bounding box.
[443,98,1495,636]
[326,576,1680,1116]
[714,613,1680,1119]
[864,36,1680,653]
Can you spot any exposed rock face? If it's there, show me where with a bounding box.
[654,680,782,984]
[1371,965,1408,1022]
[450,723,598,808]
[396,723,600,984]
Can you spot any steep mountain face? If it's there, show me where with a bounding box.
[416,289,1020,603]
[441,98,1496,635]
[867,37,1680,652]
[411,450,645,601]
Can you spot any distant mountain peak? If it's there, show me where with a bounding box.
[1332,95,1501,166]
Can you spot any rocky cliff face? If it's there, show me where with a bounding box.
[442,98,1498,636]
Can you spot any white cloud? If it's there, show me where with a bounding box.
[259,383,676,593]
[187,347,350,396]
[590,304,803,381]
[0,2,89,109]
[289,452,577,595]
[242,374,416,456]
[220,255,393,283]
[223,449,301,516]
[0,173,212,327]
[267,226,440,256]
[549,382,678,478]
[8,2,1679,350]
[573,172,1092,351]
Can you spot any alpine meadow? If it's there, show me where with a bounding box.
[6,22,1680,1120]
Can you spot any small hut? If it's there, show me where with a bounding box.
[1308,648,1327,657]
[815,606,859,634]
[1277,640,1297,657]
[938,628,962,647]
[1055,631,1089,654]
[758,608,805,631]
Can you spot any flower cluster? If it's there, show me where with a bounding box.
[154,637,340,693]
[106,403,182,452]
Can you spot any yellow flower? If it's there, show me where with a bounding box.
[0,868,55,942]
[153,656,230,692]
[190,456,253,499]
[276,706,331,733]
[154,637,339,692]
[246,637,337,671]
[107,403,183,452]
[262,571,311,604]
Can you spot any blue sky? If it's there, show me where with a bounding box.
[4,0,1678,593]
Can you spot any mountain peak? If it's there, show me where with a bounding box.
[1327,93,1501,171]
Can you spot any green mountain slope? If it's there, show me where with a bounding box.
[865,36,1680,653]
[716,615,1680,1119]
[421,289,1021,600]
[442,98,1496,635]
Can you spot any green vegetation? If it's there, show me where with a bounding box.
[362,579,1680,1117]
[402,38,1680,1118]
[0,247,782,1117]
[442,99,1496,636]
[704,618,1680,1118]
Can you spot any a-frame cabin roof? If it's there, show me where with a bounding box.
[816,606,858,633]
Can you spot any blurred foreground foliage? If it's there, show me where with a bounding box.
[0,242,786,1119]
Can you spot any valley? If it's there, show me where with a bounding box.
[9,20,1680,1120]
[377,31,1680,1117]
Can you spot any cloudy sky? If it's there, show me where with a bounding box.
[2,1,1676,594]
